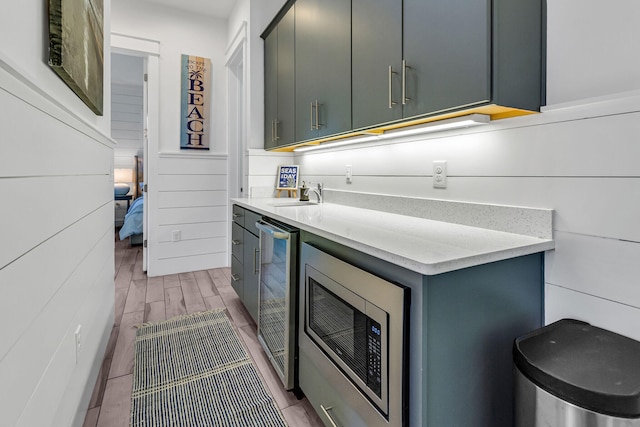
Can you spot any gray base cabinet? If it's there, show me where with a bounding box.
[242,230,259,322]
[299,231,544,426]
[231,205,261,323]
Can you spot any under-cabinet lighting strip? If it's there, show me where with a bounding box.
[293,114,490,152]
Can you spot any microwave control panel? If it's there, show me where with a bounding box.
[367,318,383,397]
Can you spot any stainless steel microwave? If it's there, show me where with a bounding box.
[299,243,410,427]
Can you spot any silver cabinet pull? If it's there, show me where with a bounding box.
[274,119,280,140]
[231,239,241,246]
[271,119,275,142]
[232,213,241,218]
[253,248,260,274]
[402,59,411,105]
[310,100,323,130]
[231,273,240,282]
[310,102,315,130]
[389,65,398,109]
[320,405,339,427]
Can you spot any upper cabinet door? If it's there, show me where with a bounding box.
[352,0,403,130]
[264,6,295,150]
[403,0,491,119]
[295,0,351,142]
[276,7,295,146]
[264,29,278,150]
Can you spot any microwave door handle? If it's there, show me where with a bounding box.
[255,220,290,240]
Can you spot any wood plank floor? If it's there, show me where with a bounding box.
[83,232,324,427]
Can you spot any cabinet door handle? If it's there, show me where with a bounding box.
[274,119,280,140]
[232,213,241,218]
[310,102,315,130]
[320,405,340,427]
[402,59,411,105]
[271,119,275,142]
[231,239,241,246]
[231,273,240,282]
[253,248,260,274]
[389,65,398,109]
[315,99,320,129]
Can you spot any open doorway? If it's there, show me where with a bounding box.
[227,24,247,200]
[111,52,148,271]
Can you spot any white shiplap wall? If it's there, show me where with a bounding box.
[111,82,143,169]
[0,58,115,427]
[149,154,229,276]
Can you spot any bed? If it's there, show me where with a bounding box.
[119,195,143,245]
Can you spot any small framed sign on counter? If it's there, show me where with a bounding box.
[276,165,299,197]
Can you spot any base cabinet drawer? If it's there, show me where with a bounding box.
[230,204,260,322]
[231,222,244,261]
[232,204,245,227]
[230,256,243,300]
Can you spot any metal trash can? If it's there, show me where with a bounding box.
[513,319,640,427]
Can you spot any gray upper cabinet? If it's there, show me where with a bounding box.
[264,6,295,149]
[264,0,543,149]
[294,0,351,142]
[352,0,403,130]
[403,0,491,118]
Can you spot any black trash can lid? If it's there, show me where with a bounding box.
[514,319,640,418]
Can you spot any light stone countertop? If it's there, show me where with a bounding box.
[231,197,555,276]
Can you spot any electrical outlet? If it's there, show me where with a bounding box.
[433,160,447,188]
[172,230,181,242]
[346,165,353,183]
[74,325,82,363]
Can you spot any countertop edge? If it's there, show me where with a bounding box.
[231,198,555,276]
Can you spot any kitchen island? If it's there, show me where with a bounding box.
[231,192,554,427]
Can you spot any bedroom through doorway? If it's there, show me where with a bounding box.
[111,52,148,272]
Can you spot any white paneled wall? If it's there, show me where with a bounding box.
[295,93,640,341]
[149,154,228,276]
[0,59,115,427]
[111,82,143,168]
[245,148,295,197]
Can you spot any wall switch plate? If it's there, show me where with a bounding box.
[172,230,181,242]
[433,160,447,188]
[346,165,353,183]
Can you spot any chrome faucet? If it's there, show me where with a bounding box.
[304,182,323,203]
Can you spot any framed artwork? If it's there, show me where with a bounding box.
[180,54,211,150]
[48,0,104,115]
[277,165,299,190]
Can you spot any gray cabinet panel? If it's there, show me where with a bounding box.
[352,0,403,130]
[232,204,244,227]
[231,222,244,261]
[295,0,351,142]
[265,6,296,149]
[403,0,491,118]
[277,7,295,146]
[231,255,243,300]
[231,203,259,322]
[243,229,260,322]
[264,29,278,149]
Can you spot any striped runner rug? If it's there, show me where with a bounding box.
[130,309,288,426]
